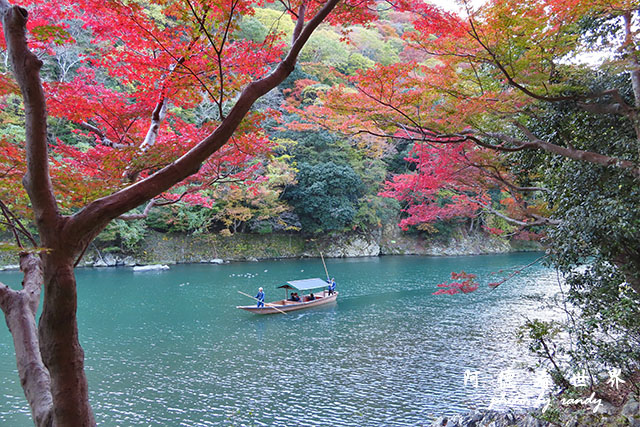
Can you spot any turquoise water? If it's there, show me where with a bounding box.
[0,253,560,426]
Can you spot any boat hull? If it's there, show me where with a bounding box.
[237,291,338,314]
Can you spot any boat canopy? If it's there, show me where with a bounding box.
[278,278,329,291]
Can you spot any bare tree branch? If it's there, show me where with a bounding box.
[139,96,169,151]
[465,160,550,193]
[577,101,627,115]
[0,199,38,247]
[74,121,127,148]
[489,254,547,291]
[118,199,157,221]
[623,11,640,109]
[508,123,640,176]
[127,8,220,111]
[465,12,637,114]
[184,0,233,118]
[292,1,307,43]
[469,198,560,227]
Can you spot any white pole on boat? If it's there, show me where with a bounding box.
[320,251,330,281]
[237,291,288,315]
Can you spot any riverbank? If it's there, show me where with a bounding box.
[85,227,540,268]
[0,226,541,267]
[0,226,541,269]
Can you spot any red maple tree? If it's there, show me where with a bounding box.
[0,0,384,424]
[293,0,640,232]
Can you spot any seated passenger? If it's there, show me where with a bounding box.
[308,293,315,301]
[291,292,301,302]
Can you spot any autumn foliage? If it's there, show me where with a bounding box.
[434,271,480,295]
[286,0,640,236]
[0,0,387,221]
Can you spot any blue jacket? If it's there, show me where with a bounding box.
[256,291,265,301]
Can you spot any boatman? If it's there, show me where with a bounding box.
[328,278,336,295]
[255,287,265,308]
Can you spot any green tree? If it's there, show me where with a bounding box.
[519,71,640,380]
[284,161,364,232]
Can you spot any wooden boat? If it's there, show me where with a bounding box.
[237,278,338,314]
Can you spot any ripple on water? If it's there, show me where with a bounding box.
[0,254,560,426]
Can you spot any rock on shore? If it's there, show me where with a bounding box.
[132,264,170,272]
[431,410,549,427]
[431,396,640,427]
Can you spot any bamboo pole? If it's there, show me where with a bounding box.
[237,291,288,315]
[320,251,329,281]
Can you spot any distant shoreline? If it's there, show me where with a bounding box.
[0,229,542,270]
[0,249,545,272]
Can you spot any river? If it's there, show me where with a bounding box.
[0,253,560,426]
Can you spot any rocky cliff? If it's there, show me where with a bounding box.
[0,227,541,269]
[83,227,540,267]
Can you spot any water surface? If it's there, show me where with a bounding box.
[0,253,560,426]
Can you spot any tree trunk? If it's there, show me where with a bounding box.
[0,253,53,426]
[38,251,95,426]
